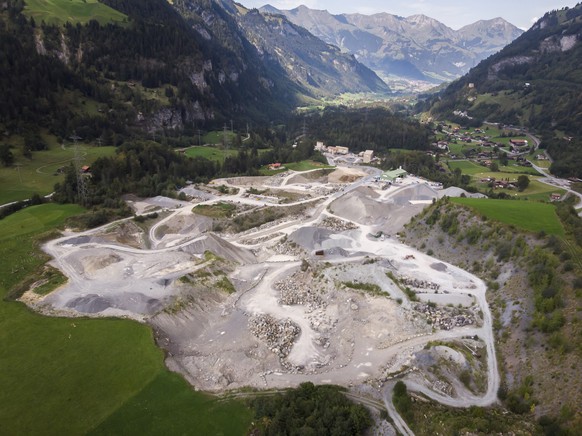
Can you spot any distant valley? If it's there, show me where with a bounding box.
[260,4,523,92]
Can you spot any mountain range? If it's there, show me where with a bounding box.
[1,0,389,140]
[260,5,523,91]
[174,0,389,98]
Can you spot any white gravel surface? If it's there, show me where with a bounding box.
[33,167,499,421]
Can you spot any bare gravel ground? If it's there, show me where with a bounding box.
[31,169,498,416]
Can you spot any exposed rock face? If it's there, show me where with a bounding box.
[217,2,390,96]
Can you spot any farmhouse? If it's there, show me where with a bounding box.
[509,139,528,147]
[381,167,407,182]
[550,193,562,201]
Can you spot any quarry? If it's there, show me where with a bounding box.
[27,164,499,421]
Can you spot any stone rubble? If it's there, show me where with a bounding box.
[400,276,441,291]
[275,272,325,311]
[248,314,300,359]
[414,303,475,330]
[318,217,358,232]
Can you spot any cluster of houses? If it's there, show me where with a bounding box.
[480,177,518,190]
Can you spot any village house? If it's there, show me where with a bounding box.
[509,139,528,147]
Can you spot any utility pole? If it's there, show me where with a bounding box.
[223,123,229,149]
[70,132,88,206]
[198,129,201,146]
[230,119,233,133]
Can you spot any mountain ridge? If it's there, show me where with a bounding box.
[0,0,390,143]
[260,4,523,91]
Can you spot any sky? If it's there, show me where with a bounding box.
[239,0,580,30]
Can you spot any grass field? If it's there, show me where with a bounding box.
[0,139,115,205]
[448,159,539,178]
[495,162,540,175]
[530,159,551,169]
[447,160,489,175]
[469,171,564,201]
[202,130,237,145]
[258,159,333,175]
[284,160,334,171]
[451,198,564,236]
[0,204,252,435]
[184,146,239,162]
[23,0,127,25]
[192,202,236,218]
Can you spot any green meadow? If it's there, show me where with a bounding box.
[23,0,127,25]
[469,171,564,201]
[447,160,489,175]
[184,146,239,162]
[202,130,237,145]
[0,140,115,205]
[451,197,564,236]
[0,204,252,435]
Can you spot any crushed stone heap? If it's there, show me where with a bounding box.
[249,314,301,358]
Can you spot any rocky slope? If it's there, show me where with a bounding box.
[402,199,582,432]
[170,0,388,100]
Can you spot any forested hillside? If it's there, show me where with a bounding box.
[299,107,432,153]
[423,4,582,177]
[0,0,299,144]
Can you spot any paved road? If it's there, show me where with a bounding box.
[529,161,582,214]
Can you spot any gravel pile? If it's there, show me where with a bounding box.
[318,217,358,232]
[249,314,300,358]
[438,186,487,199]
